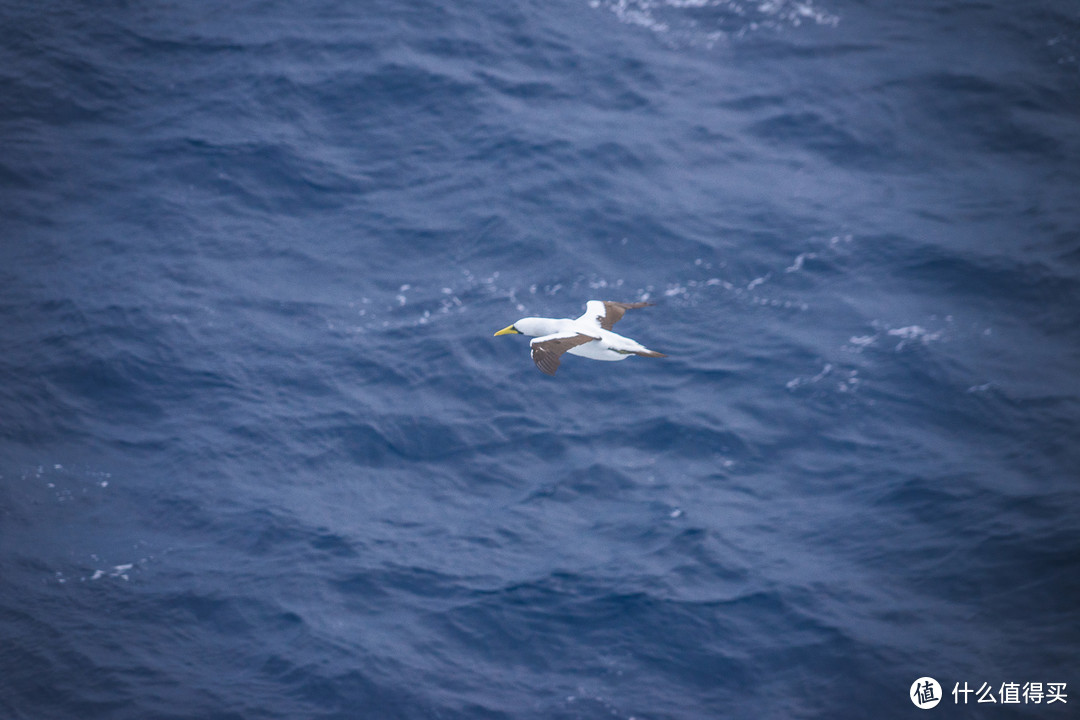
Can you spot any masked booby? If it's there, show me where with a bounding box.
[494,300,667,375]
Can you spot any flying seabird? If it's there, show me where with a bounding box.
[494,300,667,376]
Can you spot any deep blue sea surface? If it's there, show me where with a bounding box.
[2,1,1079,718]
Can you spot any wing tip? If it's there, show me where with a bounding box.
[532,351,560,375]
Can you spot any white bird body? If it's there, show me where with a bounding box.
[495,301,666,375]
[513,317,652,361]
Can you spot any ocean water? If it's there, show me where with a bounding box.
[2,0,1078,718]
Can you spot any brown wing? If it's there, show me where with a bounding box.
[599,301,653,331]
[530,333,597,376]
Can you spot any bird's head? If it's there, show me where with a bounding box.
[494,317,550,337]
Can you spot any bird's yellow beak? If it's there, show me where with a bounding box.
[494,325,520,336]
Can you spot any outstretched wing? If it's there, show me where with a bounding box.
[530,333,597,376]
[576,301,654,331]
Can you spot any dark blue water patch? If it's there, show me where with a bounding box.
[0,587,425,720]
[894,72,1071,159]
[748,108,904,170]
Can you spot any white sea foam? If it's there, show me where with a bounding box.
[90,562,137,582]
[589,0,839,46]
[887,325,943,350]
[746,274,770,290]
[787,363,861,395]
[785,252,817,273]
[786,362,833,390]
[846,321,948,353]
